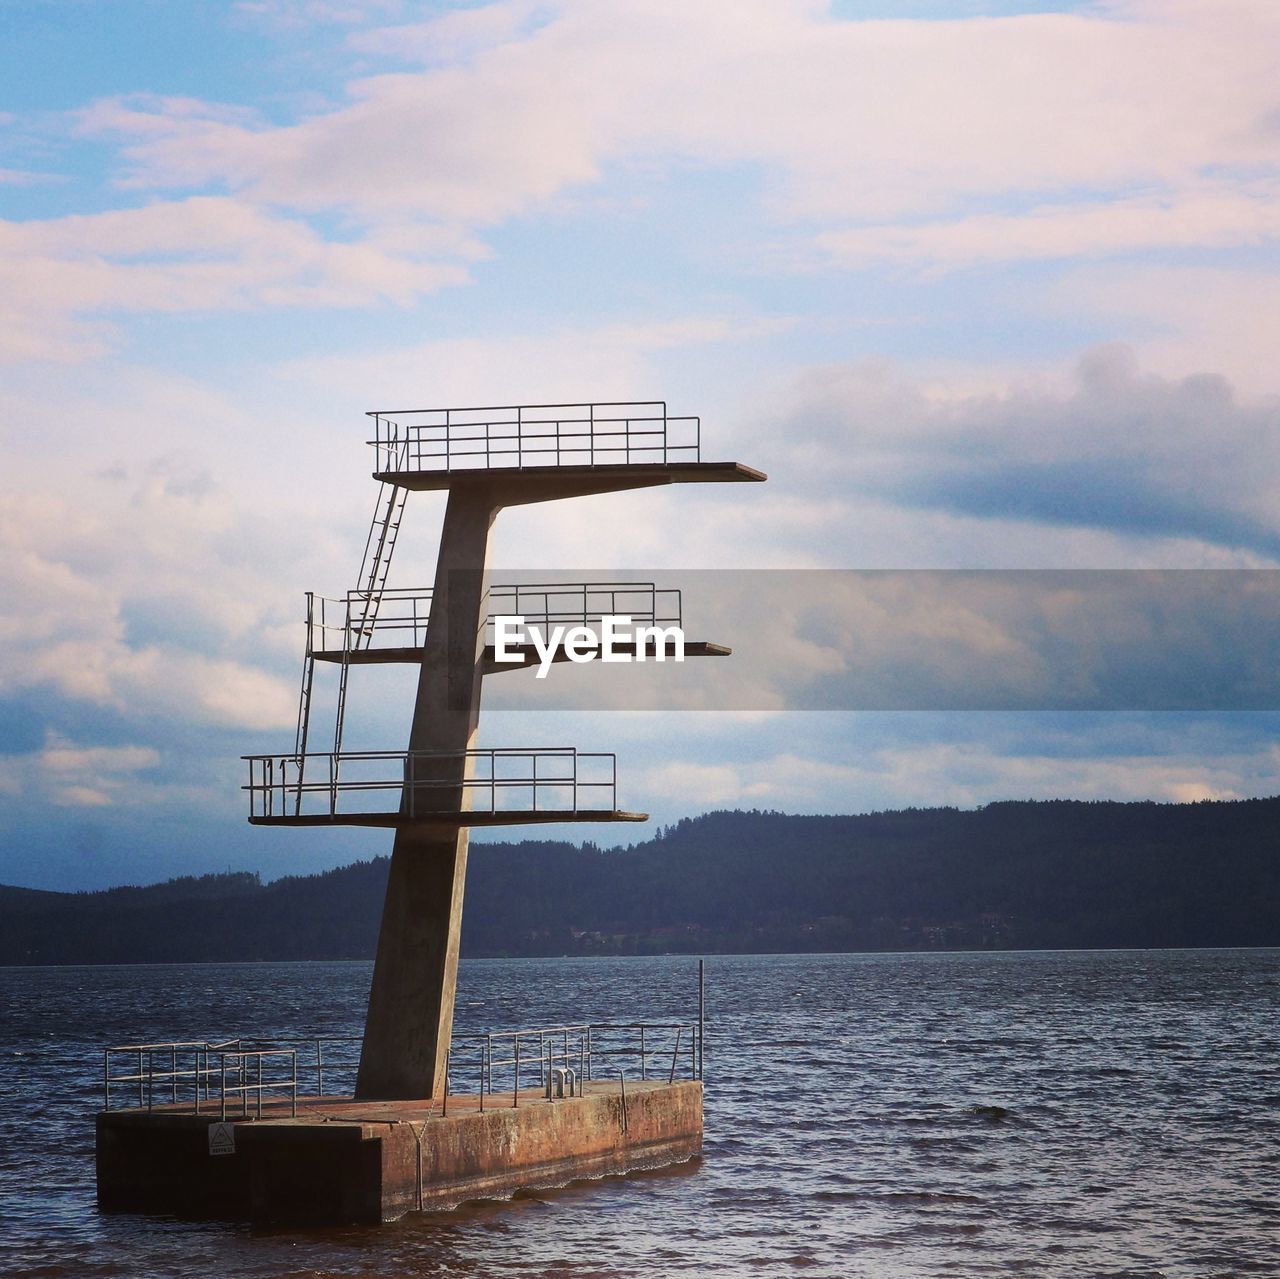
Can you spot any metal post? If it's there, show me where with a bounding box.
[669,1027,682,1084]
[698,958,705,1081]
[103,1050,109,1111]
[513,1038,521,1109]
[317,1039,323,1096]
[640,1025,646,1081]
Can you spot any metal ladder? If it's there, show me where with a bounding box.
[288,483,407,814]
[333,481,407,756]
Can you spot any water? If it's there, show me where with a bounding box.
[2,950,1277,1278]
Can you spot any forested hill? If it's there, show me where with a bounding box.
[3,798,1279,965]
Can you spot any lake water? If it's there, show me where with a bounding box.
[1,950,1277,1278]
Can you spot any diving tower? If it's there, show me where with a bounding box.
[247,400,764,1100]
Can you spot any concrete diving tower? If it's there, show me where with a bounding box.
[95,402,765,1226]
[244,400,765,1107]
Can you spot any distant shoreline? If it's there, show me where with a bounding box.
[5,942,1280,973]
[4,798,1278,965]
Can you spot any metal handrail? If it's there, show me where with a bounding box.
[305,582,682,656]
[366,401,701,474]
[101,1015,704,1116]
[447,1020,700,1110]
[218,1049,298,1120]
[241,747,620,821]
[102,1040,298,1118]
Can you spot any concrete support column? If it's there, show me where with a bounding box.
[355,485,499,1100]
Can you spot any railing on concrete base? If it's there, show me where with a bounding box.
[100,1020,702,1118]
[102,1041,298,1119]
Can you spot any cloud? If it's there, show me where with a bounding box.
[817,183,1280,272]
[279,313,789,406]
[1055,265,1280,397]
[349,1,554,64]
[0,731,161,810]
[8,2,1279,362]
[76,1,1280,236]
[233,0,405,30]
[638,760,772,807]
[767,346,1280,562]
[0,168,65,187]
[0,468,301,733]
[0,196,471,361]
[625,718,1280,820]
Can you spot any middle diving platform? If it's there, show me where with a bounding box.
[304,582,730,669]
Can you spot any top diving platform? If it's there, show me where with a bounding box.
[367,401,766,499]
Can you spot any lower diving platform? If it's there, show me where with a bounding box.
[243,747,647,827]
[249,809,647,828]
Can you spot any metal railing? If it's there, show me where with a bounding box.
[243,747,621,822]
[305,582,683,656]
[103,1021,701,1119]
[367,402,701,474]
[103,1041,298,1119]
[447,1020,701,1111]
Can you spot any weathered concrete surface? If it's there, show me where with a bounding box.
[97,1079,701,1225]
[356,487,497,1102]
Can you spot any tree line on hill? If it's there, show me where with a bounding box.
[2,798,1278,965]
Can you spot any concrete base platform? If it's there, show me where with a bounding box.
[96,1079,702,1225]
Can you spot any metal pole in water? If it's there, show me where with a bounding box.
[698,958,705,1081]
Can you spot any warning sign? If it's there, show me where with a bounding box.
[208,1122,236,1156]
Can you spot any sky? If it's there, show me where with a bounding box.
[2,0,1280,889]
